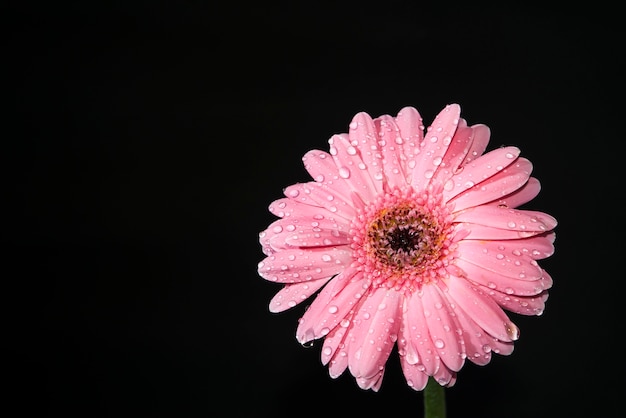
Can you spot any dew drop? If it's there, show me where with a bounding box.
[328,305,339,314]
[339,167,351,178]
[434,339,445,349]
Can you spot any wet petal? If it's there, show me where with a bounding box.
[456,239,544,281]
[451,157,533,211]
[284,182,356,221]
[374,115,410,188]
[487,283,549,316]
[402,291,439,375]
[267,197,312,219]
[301,148,356,204]
[264,216,350,250]
[347,112,385,196]
[457,223,545,240]
[411,104,461,191]
[296,268,364,343]
[462,124,490,165]
[269,279,329,313]
[453,305,494,366]
[433,123,474,184]
[257,246,351,283]
[447,277,519,342]
[455,257,551,296]
[399,359,429,391]
[394,106,424,183]
[347,288,401,381]
[422,284,465,371]
[490,176,541,209]
[356,369,385,392]
[321,310,354,368]
[454,205,557,233]
[443,146,521,203]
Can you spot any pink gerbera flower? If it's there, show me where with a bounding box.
[257,104,556,392]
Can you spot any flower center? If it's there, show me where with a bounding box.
[368,206,443,270]
[351,187,455,293]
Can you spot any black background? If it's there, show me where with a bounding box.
[5,2,624,417]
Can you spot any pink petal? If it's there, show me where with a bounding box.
[411,104,461,191]
[356,369,385,392]
[486,282,549,316]
[267,197,321,219]
[452,306,493,366]
[257,246,352,283]
[324,134,381,203]
[301,148,357,204]
[447,277,520,342]
[260,213,350,254]
[263,216,351,251]
[488,338,515,356]
[432,365,456,387]
[269,279,329,313]
[431,123,474,184]
[373,115,410,188]
[394,106,425,176]
[347,288,401,382]
[296,268,364,343]
[421,284,465,371]
[347,112,385,196]
[489,176,541,209]
[456,223,545,241]
[456,239,545,281]
[402,291,439,375]
[453,205,557,233]
[321,310,353,367]
[399,359,429,391]
[462,124,490,165]
[443,146,521,203]
[283,182,356,222]
[455,257,550,296]
[450,157,533,211]
[494,232,556,260]
[327,326,350,378]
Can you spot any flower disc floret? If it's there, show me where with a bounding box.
[351,187,456,293]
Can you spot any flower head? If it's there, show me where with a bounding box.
[257,104,556,391]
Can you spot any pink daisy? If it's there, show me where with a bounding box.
[257,104,556,392]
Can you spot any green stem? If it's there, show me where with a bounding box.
[424,377,446,418]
